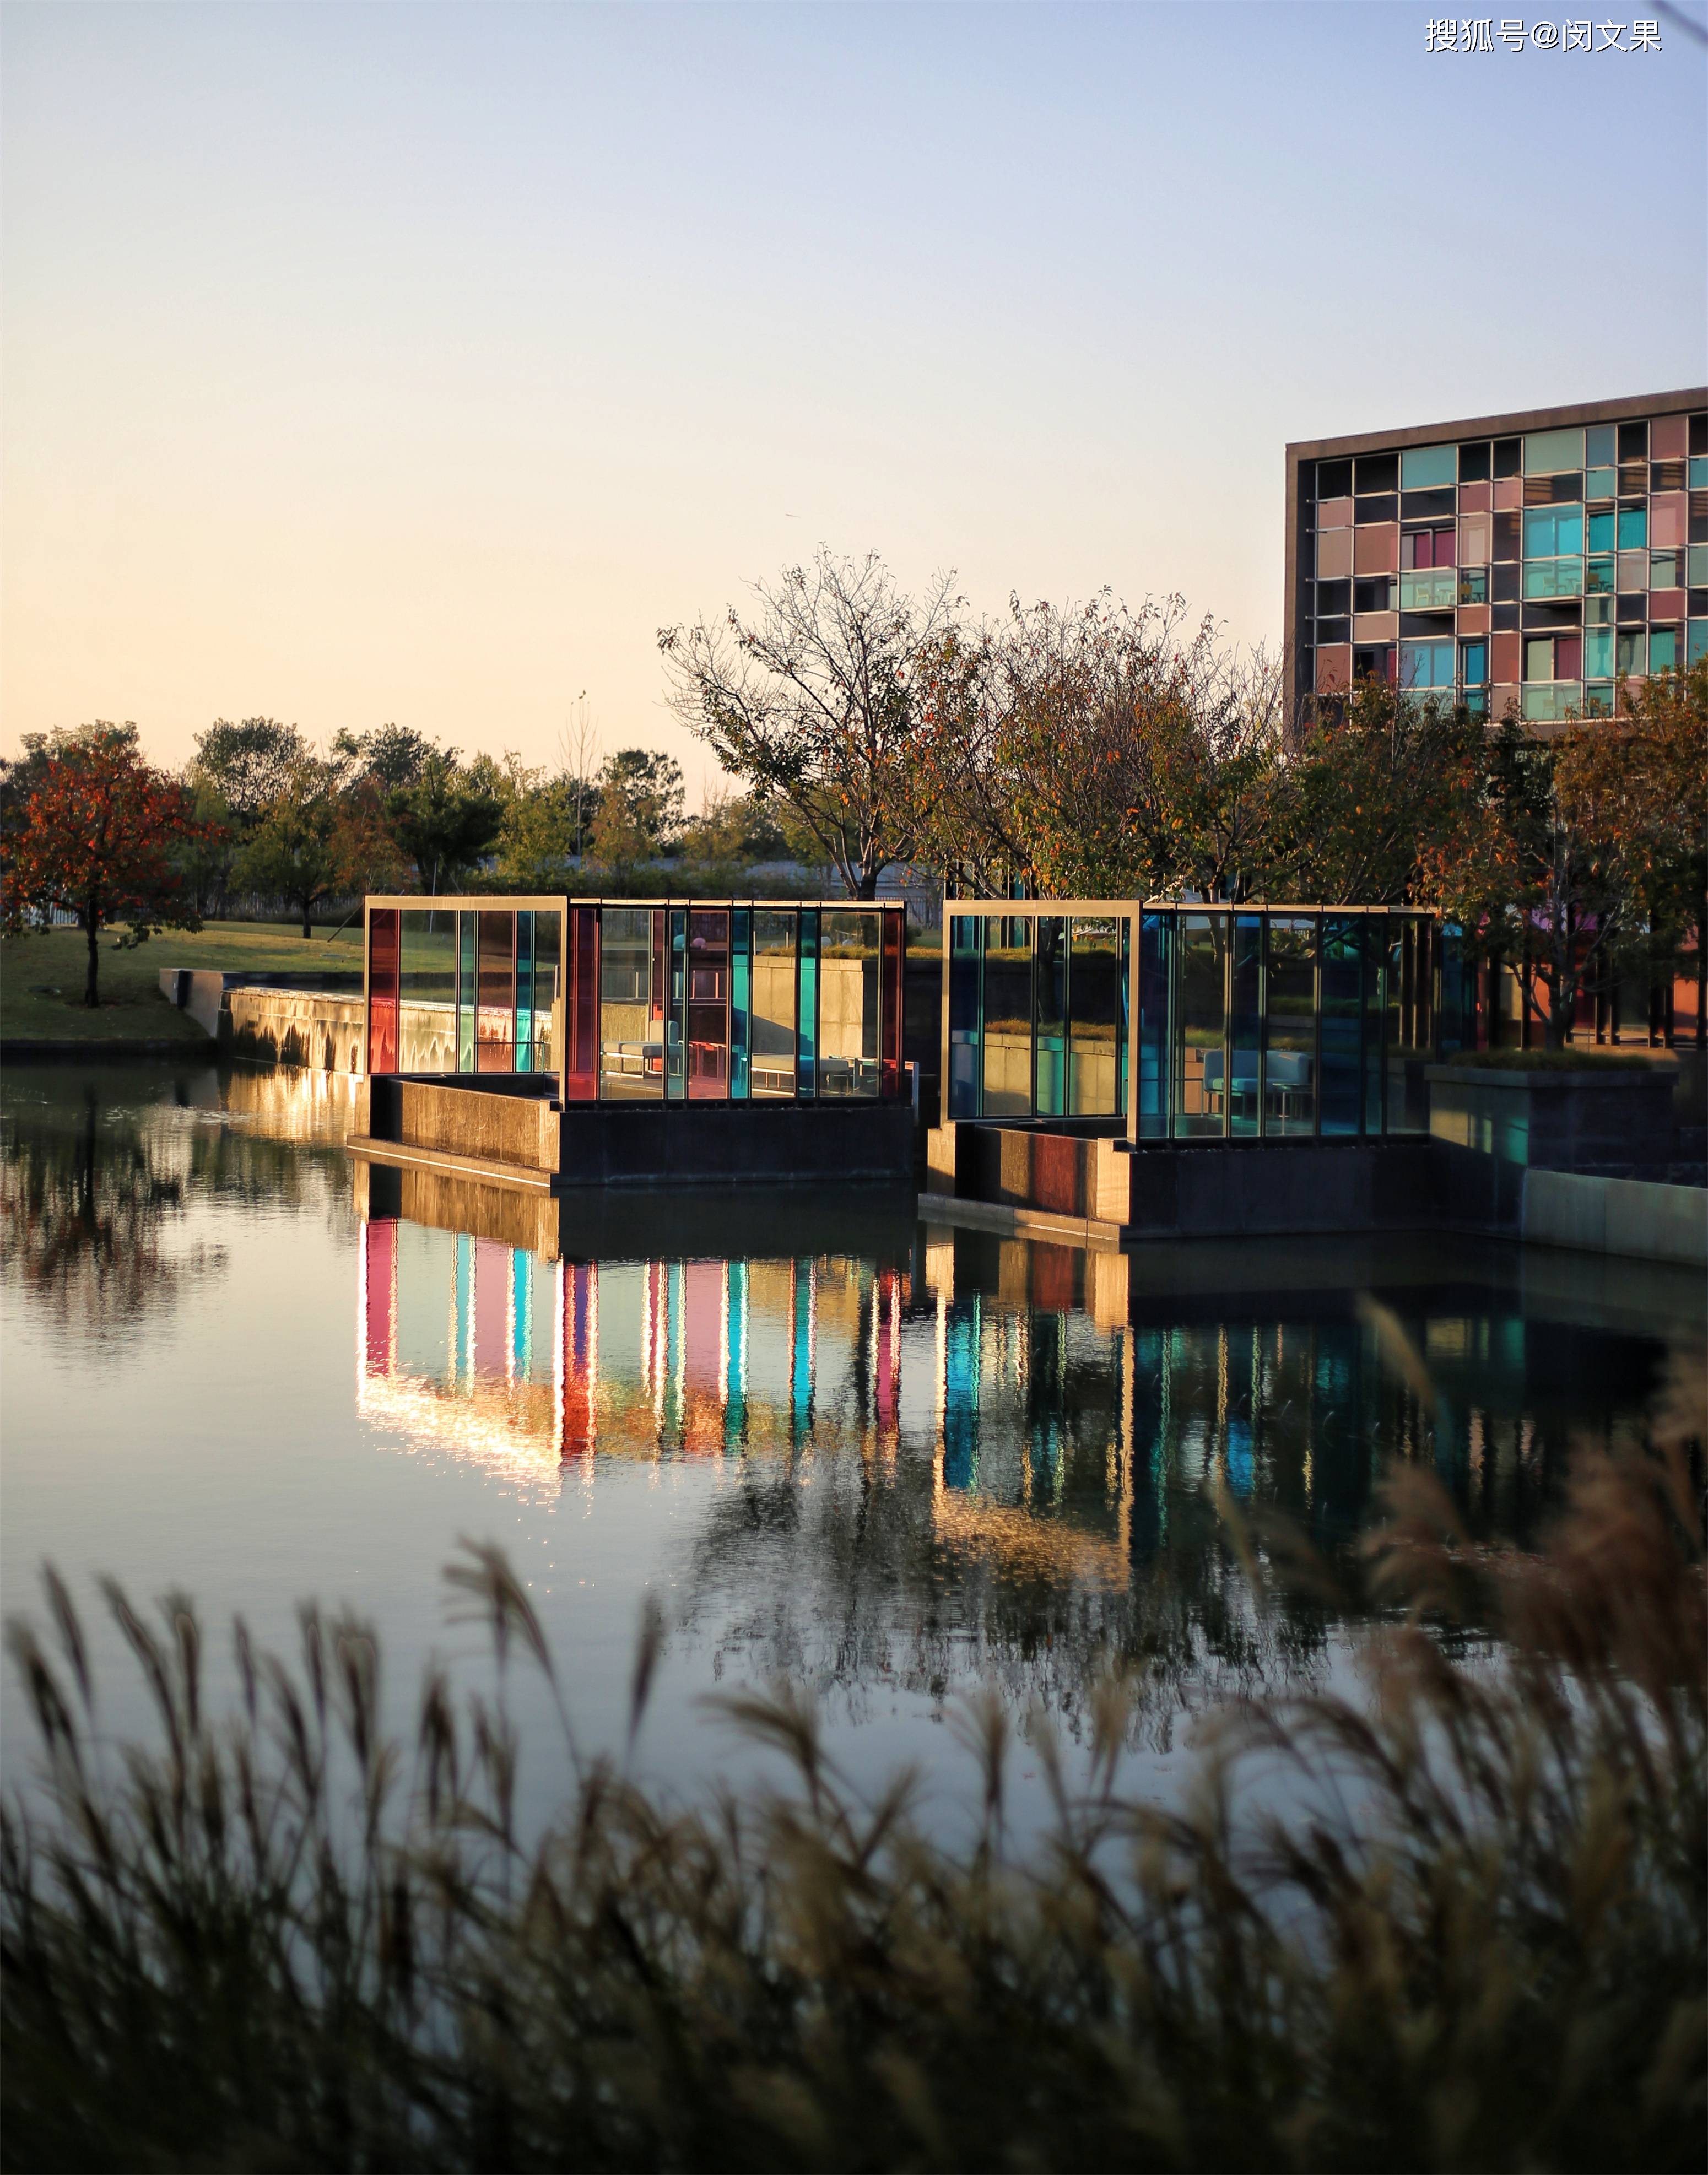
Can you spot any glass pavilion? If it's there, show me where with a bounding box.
[943,901,1460,1144]
[364,897,908,1105]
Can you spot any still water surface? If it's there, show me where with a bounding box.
[3,1062,1701,1819]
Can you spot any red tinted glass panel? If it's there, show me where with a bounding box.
[560,1262,596,1459]
[880,910,903,1099]
[565,907,599,1100]
[368,907,400,1074]
[1555,635,1582,681]
[477,911,514,1070]
[363,1217,396,1373]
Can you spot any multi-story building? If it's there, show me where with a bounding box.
[1285,388,1707,728]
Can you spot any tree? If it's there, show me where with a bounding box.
[385,750,504,895]
[913,593,1290,901]
[188,718,310,916]
[1,726,208,1006]
[660,548,959,899]
[585,749,684,875]
[1285,679,1487,905]
[332,722,437,793]
[233,759,343,937]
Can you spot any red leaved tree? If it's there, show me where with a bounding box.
[2,724,209,1007]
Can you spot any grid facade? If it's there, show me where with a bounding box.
[1285,389,1708,727]
[363,896,907,1105]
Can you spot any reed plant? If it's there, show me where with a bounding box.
[3,1349,1702,2173]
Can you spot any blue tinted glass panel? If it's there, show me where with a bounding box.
[948,915,981,1118]
[1617,506,1647,550]
[796,909,818,1098]
[1138,914,1169,1137]
[1587,509,1615,553]
[1461,639,1488,685]
[1523,506,1583,557]
[514,911,534,1072]
[1230,917,1261,1138]
[730,908,750,1098]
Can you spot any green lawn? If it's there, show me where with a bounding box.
[1,919,364,1044]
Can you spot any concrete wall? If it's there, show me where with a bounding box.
[558,1099,914,1187]
[229,987,366,1073]
[361,1076,559,1172]
[1426,1063,1678,1180]
[1522,1168,1707,1268]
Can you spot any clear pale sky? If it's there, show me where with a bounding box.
[4,1,1704,789]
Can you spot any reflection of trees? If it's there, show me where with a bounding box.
[0,1080,225,1336]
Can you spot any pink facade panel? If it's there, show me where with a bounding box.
[1458,603,1491,636]
[1650,494,1686,549]
[1458,480,1491,515]
[1316,528,1353,580]
[1352,612,1398,642]
[1460,512,1491,565]
[1647,588,1685,621]
[1493,477,1523,512]
[1650,413,1687,461]
[1316,645,1352,695]
[1491,632,1522,686]
[1316,496,1354,529]
[1354,524,1399,575]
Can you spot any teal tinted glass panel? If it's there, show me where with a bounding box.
[1691,547,1708,585]
[1319,918,1362,1137]
[1401,443,1456,489]
[1457,566,1488,604]
[1586,556,1614,596]
[1690,459,1708,491]
[1521,685,1582,722]
[1585,424,1615,466]
[1399,569,1456,609]
[1690,621,1708,667]
[1582,683,1614,716]
[1584,626,1613,678]
[1230,917,1261,1138]
[982,916,1034,1118]
[729,908,750,1098]
[1364,936,1384,1136]
[796,909,818,1098]
[1585,467,1615,501]
[1522,558,1584,599]
[514,911,534,1072]
[1173,915,1226,1139]
[1650,626,1678,674]
[1616,630,1647,675]
[1400,639,1453,689]
[1137,913,1169,1138]
[1617,505,1647,549]
[1461,639,1487,685]
[457,912,476,1073]
[1523,506,1583,557]
[948,915,981,1118]
[1524,426,1583,474]
[1587,509,1615,553]
[1034,916,1066,1117]
[666,910,687,1100]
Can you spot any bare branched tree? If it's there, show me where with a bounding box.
[658,549,960,899]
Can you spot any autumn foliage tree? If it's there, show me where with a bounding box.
[1,725,208,1007]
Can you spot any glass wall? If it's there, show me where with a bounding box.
[938,901,1439,1144]
[369,901,906,1103]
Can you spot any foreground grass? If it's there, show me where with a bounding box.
[3,1357,1703,2173]
[1,921,363,1044]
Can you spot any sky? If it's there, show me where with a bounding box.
[3,1,1704,794]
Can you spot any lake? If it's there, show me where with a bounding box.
[3,1059,1701,1827]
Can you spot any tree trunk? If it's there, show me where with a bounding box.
[301,902,312,938]
[84,900,100,1008]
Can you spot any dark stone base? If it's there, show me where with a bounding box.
[1124,1140,1438,1240]
[555,1099,915,1188]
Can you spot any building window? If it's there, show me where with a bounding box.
[1355,452,1398,495]
[1649,626,1678,675]
[1587,509,1615,554]
[1458,566,1488,605]
[1525,636,1553,682]
[1401,444,1455,489]
[1352,576,1396,613]
[1461,639,1488,686]
[1617,505,1648,550]
[1458,441,1491,483]
[1522,558,1584,600]
[1316,458,1352,499]
[1401,639,1454,690]
[1585,466,1616,501]
[1585,557,1615,596]
[1617,421,1648,462]
[1616,629,1647,675]
[1585,423,1616,466]
[1617,550,1649,593]
[1522,684,1582,722]
[1523,506,1583,558]
[1523,426,1584,474]
[1353,645,1395,685]
[1585,626,1613,679]
[1688,621,1708,667]
[1650,550,1682,589]
[1689,545,1708,587]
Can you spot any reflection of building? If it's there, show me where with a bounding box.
[356,1213,909,1479]
[1284,390,1706,724]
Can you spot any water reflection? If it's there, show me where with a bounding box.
[352,1170,1698,1728]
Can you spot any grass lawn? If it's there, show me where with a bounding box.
[1,919,364,1045]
